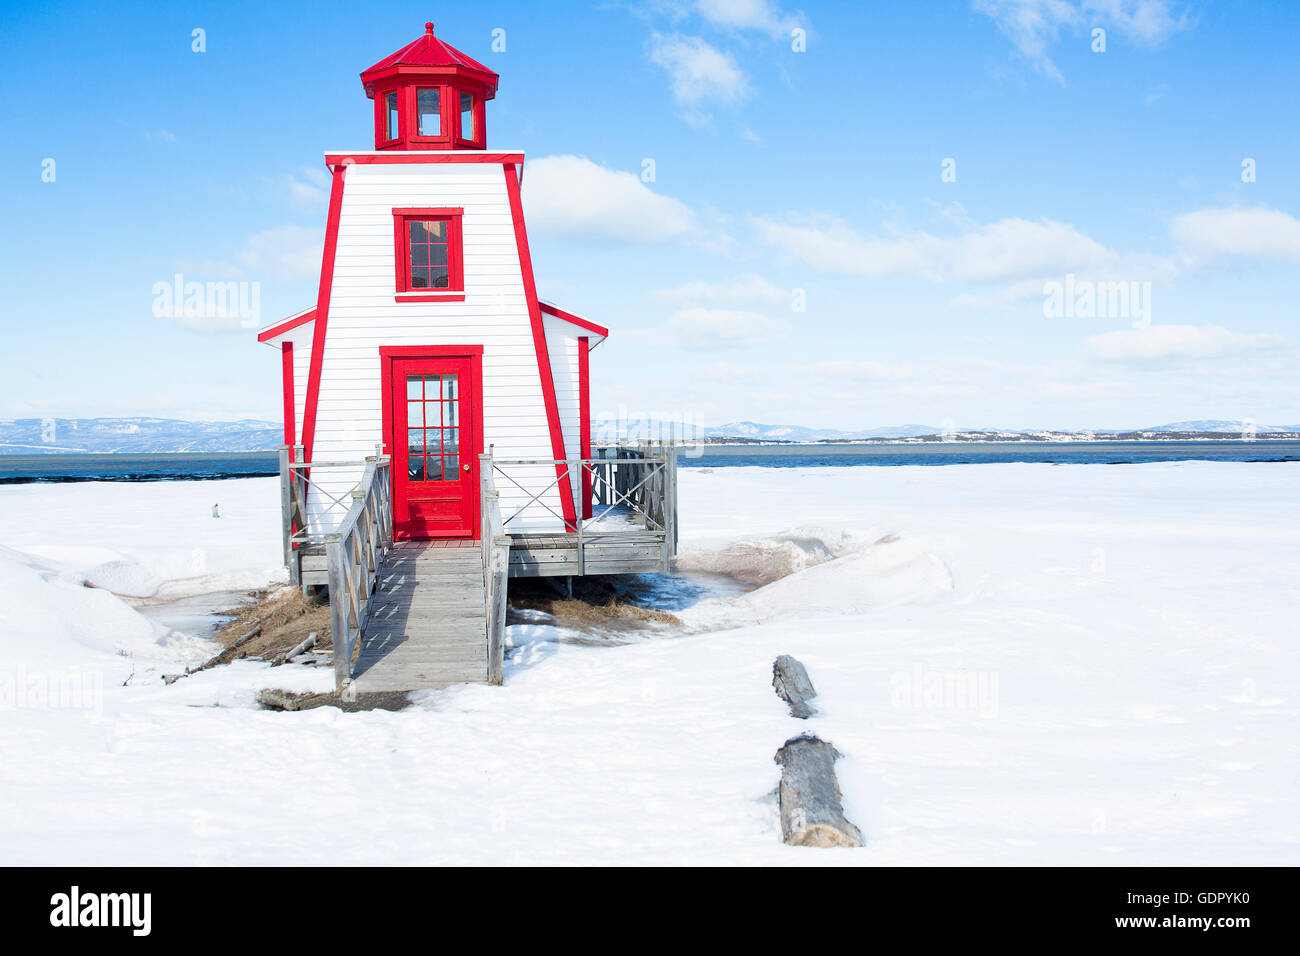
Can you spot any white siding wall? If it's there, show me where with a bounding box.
[306,161,568,535]
[287,327,313,448]
[543,314,584,509]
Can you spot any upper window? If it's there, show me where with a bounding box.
[383,91,400,141]
[417,88,441,137]
[393,208,465,298]
[459,92,475,143]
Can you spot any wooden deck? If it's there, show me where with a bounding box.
[282,445,677,693]
[348,540,488,692]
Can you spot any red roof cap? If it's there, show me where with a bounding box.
[361,22,499,99]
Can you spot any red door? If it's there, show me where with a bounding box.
[388,353,480,539]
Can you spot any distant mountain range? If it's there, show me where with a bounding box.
[0,418,283,454]
[592,418,1300,443]
[1,416,1297,455]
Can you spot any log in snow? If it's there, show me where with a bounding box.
[273,631,318,667]
[772,654,818,718]
[774,736,864,848]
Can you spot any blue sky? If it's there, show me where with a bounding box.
[2,0,1298,430]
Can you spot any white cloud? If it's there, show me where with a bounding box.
[648,33,750,106]
[233,225,324,281]
[663,308,788,349]
[172,225,323,284]
[652,273,789,306]
[1087,324,1285,361]
[1171,206,1300,265]
[797,360,913,381]
[523,155,697,244]
[752,214,1113,282]
[696,0,803,37]
[974,0,1192,84]
[288,166,331,207]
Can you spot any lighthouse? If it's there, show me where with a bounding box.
[258,25,674,691]
[258,22,608,542]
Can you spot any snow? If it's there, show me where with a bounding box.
[1,463,1297,864]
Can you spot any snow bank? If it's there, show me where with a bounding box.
[1,462,1298,864]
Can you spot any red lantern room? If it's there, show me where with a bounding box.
[360,21,499,151]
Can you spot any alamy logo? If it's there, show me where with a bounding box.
[49,886,151,936]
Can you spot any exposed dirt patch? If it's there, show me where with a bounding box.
[507,576,681,629]
[204,588,333,667]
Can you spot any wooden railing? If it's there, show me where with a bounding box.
[488,442,678,570]
[325,452,393,691]
[479,455,510,684]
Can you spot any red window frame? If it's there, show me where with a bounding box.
[376,88,402,147]
[392,207,465,302]
[455,90,480,147]
[409,83,450,148]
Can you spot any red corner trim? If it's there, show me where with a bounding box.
[257,307,316,343]
[503,161,577,530]
[300,163,348,467]
[579,336,592,521]
[539,301,610,340]
[281,342,296,446]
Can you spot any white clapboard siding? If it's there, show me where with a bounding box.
[306,159,579,535]
[543,313,584,509]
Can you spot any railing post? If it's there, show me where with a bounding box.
[327,534,350,690]
[279,445,295,584]
[663,441,678,565]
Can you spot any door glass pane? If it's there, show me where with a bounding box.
[423,374,440,394]
[407,429,425,455]
[445,401,458,427]
[444,428,459,453]
[417,88,440,136]
[426,456,444,482]
[442,375,458,402]
[408,456,425,482]
[407,402,423,428]
[406,375,422,401]
[444,452,458,476]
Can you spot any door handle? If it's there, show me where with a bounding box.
[463,463,470,471]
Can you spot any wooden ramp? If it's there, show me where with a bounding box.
[349,540,488,692]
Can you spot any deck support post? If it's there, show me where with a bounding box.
[279,445,295,584]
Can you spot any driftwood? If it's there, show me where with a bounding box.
[272,631,318,667]
[773,654,818,718]
[256,689,304,711]
[774,736,864,848]
[161,621,265,684]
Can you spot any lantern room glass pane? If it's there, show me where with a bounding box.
[417,88,441,136]
[460,92,474,141]
[385,91,399,140]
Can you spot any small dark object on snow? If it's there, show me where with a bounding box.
[773,654,818,718]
